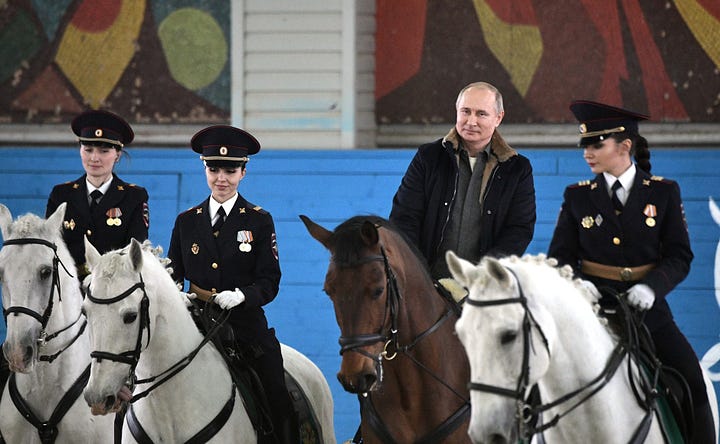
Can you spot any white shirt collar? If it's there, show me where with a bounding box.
[209,193,238,220]
[603,163,636,193]
[86,177,113,196]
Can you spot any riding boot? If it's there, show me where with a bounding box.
[690,401,715,444]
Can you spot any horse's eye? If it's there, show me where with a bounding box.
[500,331,518,345]
[371,286,384,300]
[123,312,138,324]
[39,266,53,280]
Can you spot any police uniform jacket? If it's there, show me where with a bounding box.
[547,168,693,330]
[46,174,149,270]
[167,194,281,343]
[390,128,536,266]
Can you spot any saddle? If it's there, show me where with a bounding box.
[190,303,322,444]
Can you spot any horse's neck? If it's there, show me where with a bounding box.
[136,285,217,378]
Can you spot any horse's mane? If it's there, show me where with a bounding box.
[6,212,60,240]
[490,254,615,335]
[493,254,600,305]
[332,215,429,272]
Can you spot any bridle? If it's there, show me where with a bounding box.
[85,271,225,403]
[464,266,651,443]
[1,237,86,363]
[333,242,469,444]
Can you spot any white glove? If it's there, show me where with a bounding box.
[578,279,601,300]
[214,288,245,309]
[179,291,196,307]
[626,284,655,311]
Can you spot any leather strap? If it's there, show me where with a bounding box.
[189,283,216,303]
[581,260,655,282]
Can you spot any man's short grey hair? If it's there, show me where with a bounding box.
[455,82,504,114]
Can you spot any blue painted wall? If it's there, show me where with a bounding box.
[1,146,719,441]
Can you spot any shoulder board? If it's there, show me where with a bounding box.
[569,180,592,188]
[650,176,665,181]
[252,205,268,214]
[181,205,202,216]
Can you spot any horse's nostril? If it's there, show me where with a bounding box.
[104,395,116,410]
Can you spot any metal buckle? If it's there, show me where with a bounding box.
[620,267,633,281]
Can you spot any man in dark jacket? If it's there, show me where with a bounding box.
[390,82,536,279]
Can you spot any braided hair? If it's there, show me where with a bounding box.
[610,131,651,173]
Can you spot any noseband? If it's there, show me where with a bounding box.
[2,237,86,362]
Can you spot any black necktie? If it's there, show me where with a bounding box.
[611,181,623,214]
[212,207,226,237]
[90,190,103,211]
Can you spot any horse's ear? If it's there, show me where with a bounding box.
[446,250,477,286]
[85,236,101,270]
[359,220,379,246]
[299,215,333,249]
[0,204,12,240]
[129,238,143,271]
[486,257,512,288]
[46,202,67,233]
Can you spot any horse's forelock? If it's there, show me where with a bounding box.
[9,213,57,240]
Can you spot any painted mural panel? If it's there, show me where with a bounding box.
[0,0,230,124]
[376,0,720,124]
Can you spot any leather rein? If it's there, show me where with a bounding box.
[333,244,469,444]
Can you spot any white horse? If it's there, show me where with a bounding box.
[447,252,718,444]
[0,203,114,443]
[702,196,720,380]
[81,237,336,443]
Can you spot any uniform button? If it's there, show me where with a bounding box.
[86,229,92,236]
[487,210,492,214]
[612,237,621,245]
[211,262,218,269]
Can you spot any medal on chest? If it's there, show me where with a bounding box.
[237,230,253,252]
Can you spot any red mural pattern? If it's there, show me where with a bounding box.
[376,0,720,124]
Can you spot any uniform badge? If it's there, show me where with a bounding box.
[590,182,598,190]
[642,179,650,186]
[142,202,150,228]
[72,183,80,189]
[117,185,124,191]
[271,233,279,260]
[63,219,76,230]
[643,204,657,227]
[237,230,253,252]
[106,208,122,226]
[196,208,203,214]
[581,216,594,229]
[191,243,199,255]
[595,214,603,226]
[239,208,246,214]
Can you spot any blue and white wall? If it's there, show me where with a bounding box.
[1,145,719,441]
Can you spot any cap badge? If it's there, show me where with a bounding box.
[95,129,103,137]
[581,216,594,229]
[220,146,228,155]
[579,123,587,133]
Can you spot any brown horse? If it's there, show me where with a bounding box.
[301,215,471,443]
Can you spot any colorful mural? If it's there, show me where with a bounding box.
[0,0,230,124]
[376,0,720,124]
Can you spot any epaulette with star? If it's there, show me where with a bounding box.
[252,205,268,215]
[569,179,592,188]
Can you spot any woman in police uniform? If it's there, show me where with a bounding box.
[45,109,149,279]
[548,100,714,443]
[167,125,296,444]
